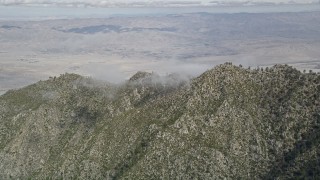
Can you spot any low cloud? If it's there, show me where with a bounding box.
[78,59,211,84]
[153,60,210,78]
[80,63,128,83]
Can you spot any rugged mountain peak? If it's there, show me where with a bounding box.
[129,71,154,82]
[0,64,319,179]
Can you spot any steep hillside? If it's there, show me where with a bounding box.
[0,63,319,179]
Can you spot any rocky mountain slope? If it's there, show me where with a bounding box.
[0,63,319,179]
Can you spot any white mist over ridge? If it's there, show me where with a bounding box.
[0,0,318,8]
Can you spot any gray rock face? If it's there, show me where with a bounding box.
[0,63,319,179]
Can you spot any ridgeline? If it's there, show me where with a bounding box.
[0,63,319,179]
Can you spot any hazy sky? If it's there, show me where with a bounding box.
[0,0,318,7]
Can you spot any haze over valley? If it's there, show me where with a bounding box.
[1,5,320,94]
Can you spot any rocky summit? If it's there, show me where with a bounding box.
[0,63,319,179]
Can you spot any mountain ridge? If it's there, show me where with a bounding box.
[0,63,319,179]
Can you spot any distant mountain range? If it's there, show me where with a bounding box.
[0,63,319,179]
[0,0,319,7]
